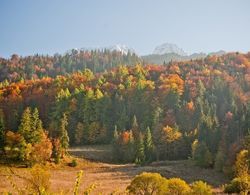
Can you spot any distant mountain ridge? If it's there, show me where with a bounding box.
[65,43,226,65]
[142,43,226,64]
[153,43,187,56]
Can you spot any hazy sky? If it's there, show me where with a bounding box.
[0,0,250,57]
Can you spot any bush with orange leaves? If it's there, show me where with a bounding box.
[26,131,53,166]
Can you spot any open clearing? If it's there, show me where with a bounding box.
[0,145,228,194]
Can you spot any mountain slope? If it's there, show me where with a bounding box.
[153,43,187,56]
[143,43,226,64]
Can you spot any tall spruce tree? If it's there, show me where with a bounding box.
[112,125,119,145]
[30,108,43,143]
[18,107,44,144]
[135,133,145,165]
[132,115,139,140]
[59,113,69,157]
[192,140,213,168]
[75,122,84,145]
[127,130,135,162]
[112,125,120,161]
[144,127,154,163]
[18,107,32,142]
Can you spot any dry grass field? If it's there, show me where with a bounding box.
[0,145,229,194]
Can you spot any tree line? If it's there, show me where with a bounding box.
[0,49,141,82]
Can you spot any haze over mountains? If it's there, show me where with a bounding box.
[142,43,226,64]
[153,43,187,56]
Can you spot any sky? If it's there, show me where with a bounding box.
[0,0,250,58]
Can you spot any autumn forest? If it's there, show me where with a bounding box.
[0,49,249,194]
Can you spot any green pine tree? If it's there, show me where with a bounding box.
[30,108,43,143]
[18,136,28,162]
[144,127,154,163]
[18,107,32,142]
[112,125,120,162]
[59,113,69,157]
[192,140,213,168]
[135,133,145,165]
[74,122,84,145]
[113,125,119,143]
[214,147,225,172]
[132,115,139,140]
[126,130,135,162]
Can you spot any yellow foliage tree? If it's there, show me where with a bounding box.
[165,178,191,195]
[126,172,167,195]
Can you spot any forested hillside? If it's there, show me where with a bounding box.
[0,52,249,167]
[0,49,141,82]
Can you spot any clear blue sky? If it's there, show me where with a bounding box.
[0,0,250,57]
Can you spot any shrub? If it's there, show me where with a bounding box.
[73,170,83,194]
[69,159,78,167]
[26,131,53,166]
[235,150,249,178]
[126,172,167,195]
[165,178,191,195]
[224,178,241,194]
[224,176,250,194]
[190,181,212,195]
[28,164,51,194]
[6,167,97,194]
[6,164,51,194]
[4,131,27,161]
[127,173,215,195]
[224,149,250,194]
